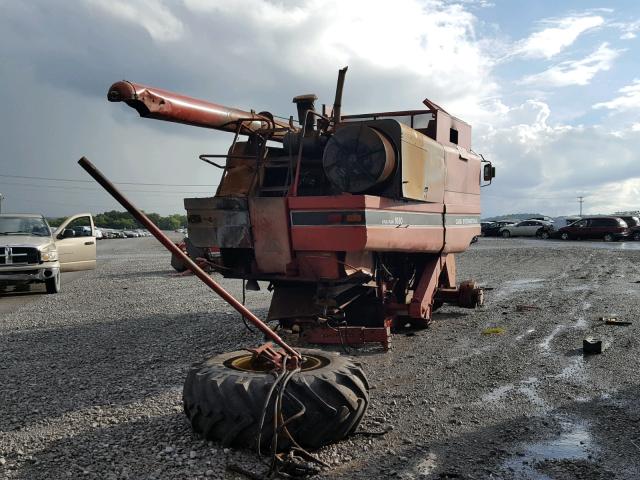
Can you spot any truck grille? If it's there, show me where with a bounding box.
[0,247,40,265]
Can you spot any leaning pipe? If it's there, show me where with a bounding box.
[107,81,294,141]
[77,156,301,360]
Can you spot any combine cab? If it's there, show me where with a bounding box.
[107,68,495,350]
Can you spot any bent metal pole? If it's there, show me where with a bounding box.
[77,156,301,360]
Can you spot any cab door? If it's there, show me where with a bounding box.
[54,213,97,272]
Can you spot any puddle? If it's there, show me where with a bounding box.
[562,285,592,292]
[503,419,594,479]
[414,452,437,476]
[494,278,545,300]
[482,377,547,409]
[539,325,565,352]
[516,328,536,340]
[482,384,514,402]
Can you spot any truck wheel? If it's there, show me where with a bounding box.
[45,273,60,294]
[183,349,369,451]
[501,230,510,238]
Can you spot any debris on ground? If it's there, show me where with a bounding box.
[600,316,632,326]
[583,337,603,354]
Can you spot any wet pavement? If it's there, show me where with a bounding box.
[1,236,639,479]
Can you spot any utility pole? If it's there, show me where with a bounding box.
[577,196,584,216]
[0,193,4,214]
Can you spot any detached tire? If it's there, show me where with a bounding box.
[183,349,369,451]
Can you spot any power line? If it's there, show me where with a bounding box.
[0,181,215,195]
[0,173,218,187]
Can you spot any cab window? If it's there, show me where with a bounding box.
[62,216,93,238]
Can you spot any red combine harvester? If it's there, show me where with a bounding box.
[82,68,494,457]
[107,68,494,351]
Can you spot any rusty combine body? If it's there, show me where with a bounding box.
[108,68,494,349]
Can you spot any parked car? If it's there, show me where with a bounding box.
[480,222,496,234]
[617,216,640,240]
[527,215,554,223]
[483,221,517,237]
[557,216,630,241]
[500,220,554,238]
[0,213,97,294]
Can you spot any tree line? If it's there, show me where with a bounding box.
[49,210,187,230]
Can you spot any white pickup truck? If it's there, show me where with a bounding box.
[0,213,97,294]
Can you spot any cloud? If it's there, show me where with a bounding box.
[519,43,621,87]
[593,79,640,112]
[514,15,604,59]
[84,0,184,42]
[181,0,498,120]
[477,100,640,216]
[0,0,638,218]
[612,19,640,40]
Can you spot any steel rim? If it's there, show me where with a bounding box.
[225,353,327,373]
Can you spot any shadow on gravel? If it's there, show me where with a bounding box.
[0,288,45,298]
[0,311,264,433]
[7,384,640,479]
[337,384,640,479]
[104,269,184,280]
[4,411,200,480]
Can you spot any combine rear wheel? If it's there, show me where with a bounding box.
[183,349,369,451]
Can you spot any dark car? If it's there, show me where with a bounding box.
[483,221,516,237]
[557,216,630,242]
[618,216,640,240]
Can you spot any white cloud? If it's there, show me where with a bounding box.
[85,0,183,42]
[477,100,640,216]
[612,19,640,40]
[515,15,604,59]
[593,79,640,112]
[182,0,498,121]
[519,43,621,87]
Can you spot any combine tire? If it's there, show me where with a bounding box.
[170,252,188,272]
[183,349,369,451]
[185,237,206,260]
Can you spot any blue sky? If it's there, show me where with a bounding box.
[0,0,638,217]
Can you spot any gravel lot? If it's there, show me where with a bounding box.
[1,236,640,479]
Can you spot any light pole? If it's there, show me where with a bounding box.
[577,196,584,216]
[0,193,4,214]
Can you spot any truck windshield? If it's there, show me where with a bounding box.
[0,217,51,236]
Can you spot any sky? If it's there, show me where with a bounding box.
[0,0,639,218]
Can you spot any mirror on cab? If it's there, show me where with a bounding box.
[58,216,93,239]
[483,164,496,182]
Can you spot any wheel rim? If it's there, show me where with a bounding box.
[225,353,327,373]
[561,233,569,240]
[604,234,613,242]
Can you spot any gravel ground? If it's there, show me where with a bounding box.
[1,236,640,479]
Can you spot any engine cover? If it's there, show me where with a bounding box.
[323,125,396,193]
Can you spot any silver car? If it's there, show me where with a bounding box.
[499,220,553,238]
